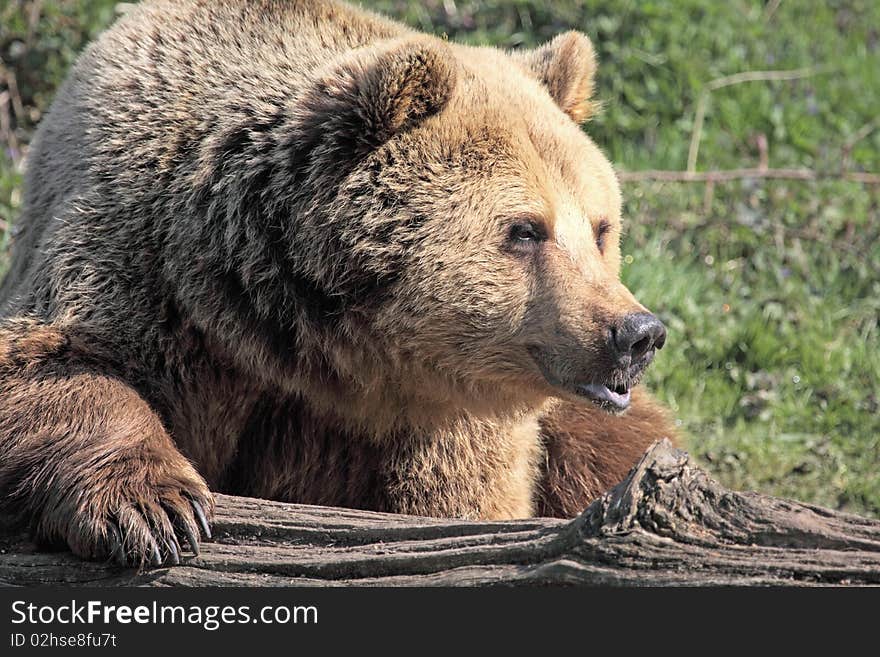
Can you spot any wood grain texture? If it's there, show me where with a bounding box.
[2,441,878,586]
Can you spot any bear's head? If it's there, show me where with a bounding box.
[209,31,665,424]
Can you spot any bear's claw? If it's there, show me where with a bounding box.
[179,515,201,557]
[191,499,212,540]
[108,489,213,568]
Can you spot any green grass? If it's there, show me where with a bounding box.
[623,180,880,513]
[1,0,878,516]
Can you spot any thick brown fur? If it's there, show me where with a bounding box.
[0,0,677,566]
[536,389,676,517]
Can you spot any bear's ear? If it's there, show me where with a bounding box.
[306,37,457,152]
[514,31,598,123]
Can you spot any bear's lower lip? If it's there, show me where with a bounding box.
[576,383,631,411]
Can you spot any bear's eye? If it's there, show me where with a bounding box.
[507,221,547,251]
[595,218,612,254]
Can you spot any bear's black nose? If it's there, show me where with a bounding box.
[612,312,667,363]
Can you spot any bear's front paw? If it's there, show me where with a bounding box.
[35,456,214,568]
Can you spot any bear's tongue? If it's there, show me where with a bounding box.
[577,383,631,411]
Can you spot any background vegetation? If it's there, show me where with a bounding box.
[1,0,878,516]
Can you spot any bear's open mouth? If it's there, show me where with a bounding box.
[575,382,632,412]
[526,346,637,413]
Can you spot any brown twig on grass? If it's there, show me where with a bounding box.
[4,68,25,128]
[701,178,715,215]
[0,90,21,166]
[753,133,769,171]
[26,0,44,47]
[617,167,880,185]
[687,67,818,173]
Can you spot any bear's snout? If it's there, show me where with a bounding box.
[525,306,667,414]
[610,312,666,368]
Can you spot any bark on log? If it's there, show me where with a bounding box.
[2,440,879,586]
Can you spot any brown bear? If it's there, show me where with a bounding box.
[0,0,676,566]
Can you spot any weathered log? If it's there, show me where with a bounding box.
[1,440,878,586]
